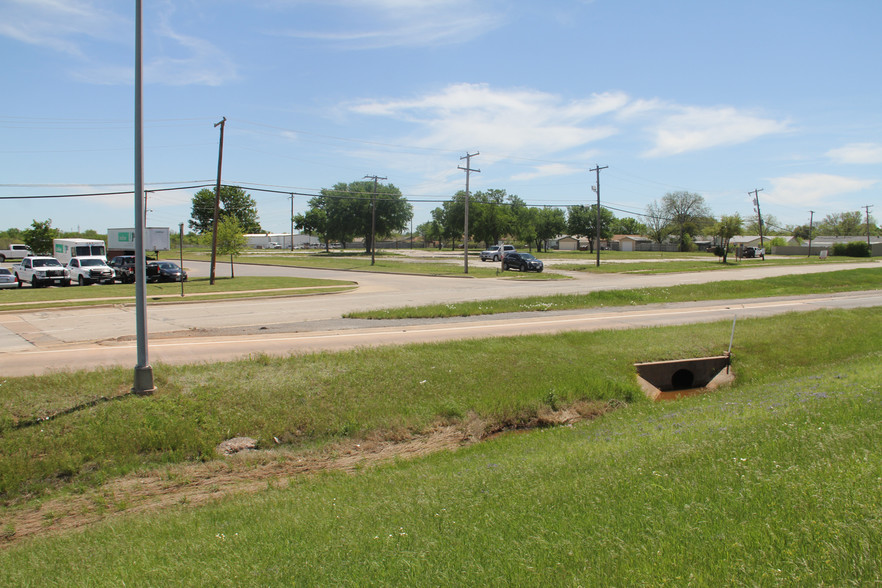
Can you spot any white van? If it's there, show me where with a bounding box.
[53,239,107,264]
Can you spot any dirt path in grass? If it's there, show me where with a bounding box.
[0,403,605,549]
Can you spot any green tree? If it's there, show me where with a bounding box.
[612,217,648,236]
[745,213,783,236]
[294,207,331,251]
[216,216,247,278]
[22,219,58,255]
[468,189,513,247]
[506,194,536,250]
[417,219,443,249]
[533,207,567,252]
[189,186,262,234]
[714,213,743,263]
[818,211,870,236]
[660,191,713,251]
[644,201,671,245]
[566,205,614,253]
[307,180,412,253]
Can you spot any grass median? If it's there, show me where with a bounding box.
[346,266,882,319]
[0,276,356,310]
[0,307,879,584]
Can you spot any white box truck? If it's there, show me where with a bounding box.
[53,238,107,264]
[107,227,171,258]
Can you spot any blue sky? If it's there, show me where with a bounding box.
[1,0,879,236]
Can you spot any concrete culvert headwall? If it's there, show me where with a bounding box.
[634,355,734,401]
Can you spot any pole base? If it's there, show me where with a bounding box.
[133,365,156,396]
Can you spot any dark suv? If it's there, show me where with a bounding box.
[109,255,137,283]
[501,252,544,272]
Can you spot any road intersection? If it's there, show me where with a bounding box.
[1,260,879,376]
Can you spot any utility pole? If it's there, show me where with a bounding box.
[364,175,386,265]
[290,193,295,251]
[458,152,480,274]
[750,188,765,249]
[808,210,814,257]
[590,164,608,267]
[132,0,154,395]
[210,117,226,285]
[864,205,874,247]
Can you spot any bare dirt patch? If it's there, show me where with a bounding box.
[0,402,615,548]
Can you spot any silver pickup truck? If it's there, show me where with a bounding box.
[0,244,33,262]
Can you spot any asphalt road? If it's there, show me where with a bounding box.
[0,259,879,376]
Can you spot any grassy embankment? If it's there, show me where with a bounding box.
[0,307,880,584]
[347,266,882,318]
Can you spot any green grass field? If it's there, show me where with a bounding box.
[1,307,880,584]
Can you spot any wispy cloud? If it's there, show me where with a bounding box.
[767,173,877,207]
[643,106,790,157]
[826,142,882,164]
[0,0,126,56]
[0,0,237,86]
[272,0,507,48]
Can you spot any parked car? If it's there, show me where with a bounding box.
[0,267,17,289]
[67,257,115,285]
[742,246,765,259]
[109,255,137,283]
[501,252,544,273]
[146,261,187,283]
[480,244,516,262]
[14,256,70,288]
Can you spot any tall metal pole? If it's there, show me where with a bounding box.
[590,164,607,267]
[458,152,480,274]
[132,0,154,395]
[864,205,874,247]
[209,117,226,285]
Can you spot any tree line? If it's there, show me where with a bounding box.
[2,185,876,256]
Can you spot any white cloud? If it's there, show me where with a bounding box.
[826,143,882,164]
[272,0,506,48]
[767,174,877,207]
[510,163,583,182]
[349,83,621,157]
[644,106,789,157]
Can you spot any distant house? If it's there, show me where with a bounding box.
[554,235,582,251]
[611,234,652,252]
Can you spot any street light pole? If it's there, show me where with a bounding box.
[132,0,154,395]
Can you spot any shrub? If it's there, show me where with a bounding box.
[831,241,871,257]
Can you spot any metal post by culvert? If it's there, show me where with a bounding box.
[132,0,155,395]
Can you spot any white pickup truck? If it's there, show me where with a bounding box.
[14,256,71,288]
[0,244,33,262]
